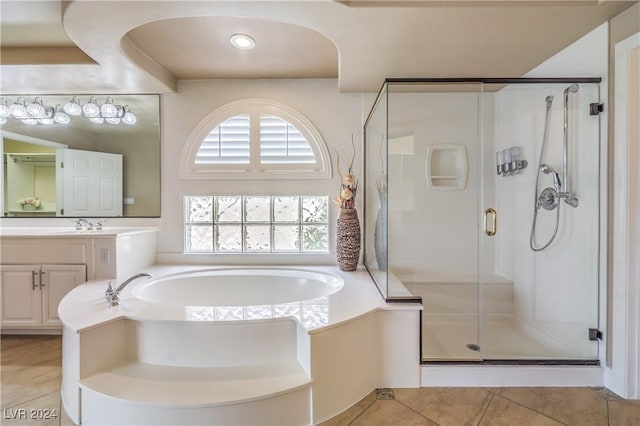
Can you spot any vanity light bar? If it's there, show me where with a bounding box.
[0,96,136,126]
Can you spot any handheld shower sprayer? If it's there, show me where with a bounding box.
[540,163,561,191]
[545,95,554,109]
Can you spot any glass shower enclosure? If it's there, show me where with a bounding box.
[364,79,602,362]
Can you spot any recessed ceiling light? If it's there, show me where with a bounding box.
[230,33,256,50]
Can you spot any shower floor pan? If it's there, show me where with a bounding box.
[422,313,596,362]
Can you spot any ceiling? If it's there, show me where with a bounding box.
[0,0,637,94]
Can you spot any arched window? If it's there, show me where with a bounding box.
[181,99,331,179]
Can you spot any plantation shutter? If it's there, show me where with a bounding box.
[260,115,315,164]
[195,114,250,164]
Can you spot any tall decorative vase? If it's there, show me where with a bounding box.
[336,208,361,271]
[374,205,387,270]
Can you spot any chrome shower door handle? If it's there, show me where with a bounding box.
[484,208,497,236]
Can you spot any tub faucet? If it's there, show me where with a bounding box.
[72,218,94,230]
[105,273,152,306]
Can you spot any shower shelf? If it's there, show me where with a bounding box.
[426,144,467,190]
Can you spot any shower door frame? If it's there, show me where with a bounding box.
[363,77,603,364]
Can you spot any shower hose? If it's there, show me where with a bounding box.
[530,96,560,252]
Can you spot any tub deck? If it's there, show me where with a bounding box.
[58,265,422,425]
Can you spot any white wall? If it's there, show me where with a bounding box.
[156,79,363,263]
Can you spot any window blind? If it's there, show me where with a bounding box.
[195,114,250,164]
[260,115,315,164]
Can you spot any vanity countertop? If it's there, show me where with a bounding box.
[0,227,158,238]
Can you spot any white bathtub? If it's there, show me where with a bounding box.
[131,268,344,307]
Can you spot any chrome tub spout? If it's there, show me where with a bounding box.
[105,273,152,306]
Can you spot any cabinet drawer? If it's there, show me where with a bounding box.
[0,239,89,264]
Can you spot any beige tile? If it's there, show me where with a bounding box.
[0,391,61,426]
[0,335,42,352]
[1,364,62,409]
[609,399,640,426]
[59,402,77,426]
[480,395,564,426]
[351,400,438,426]
[1,336,62,376]
[319,390,376,426]
[497,387,608,426]
[395,387,496,426]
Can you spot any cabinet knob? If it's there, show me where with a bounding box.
[39,270,46,288]
[31,271,38,290]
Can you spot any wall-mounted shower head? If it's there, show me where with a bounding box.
[564,83,579,95]
[540,163,561,191]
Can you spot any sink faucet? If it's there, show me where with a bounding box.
[105,272,152,306]
[72,218,94,230]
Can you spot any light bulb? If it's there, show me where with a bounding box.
[21,118,38,125]
[230,33,256,50]
[83,97,100,118]
[106,117,121,124]
[9,98,27,118]
[122,106,136,125]
[53,105,70,124]
[64,96,82,116]
[89,117,104,124]
[101,97,118,118]
[0,100,10,118]
[26,97,45,117]
[38,107,55,124]
[0,116,6,125]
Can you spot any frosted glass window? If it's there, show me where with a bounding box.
[215,196,242,222]
[273,225,300,252]
[184,195,328,253]
[274,196,299,222]
[215,225,242,252]
[245,197,271,222]
[302,196,329,223]
[244,225,271,252]
[186,196,213,222]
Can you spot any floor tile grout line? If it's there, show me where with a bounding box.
[393,398,442,425]
[476,389,497,425]
[346,397,378,425]
[2,390,62,412]
[495,394,571,426]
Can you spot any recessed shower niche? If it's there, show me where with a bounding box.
[425,144,468,190]
[364,78,603,363]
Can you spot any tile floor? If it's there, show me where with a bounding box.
[2,335,639,426]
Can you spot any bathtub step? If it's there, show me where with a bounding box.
[80,360,311,407]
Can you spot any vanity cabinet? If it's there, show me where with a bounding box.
[1,264,86,328]
[0,237,91,333]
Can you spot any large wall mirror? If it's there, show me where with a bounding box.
[2,94,160,218]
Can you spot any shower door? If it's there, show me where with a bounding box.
[480,82,601,361]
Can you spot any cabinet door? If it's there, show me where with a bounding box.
[41,264,87,327]
[0,265,42,327]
